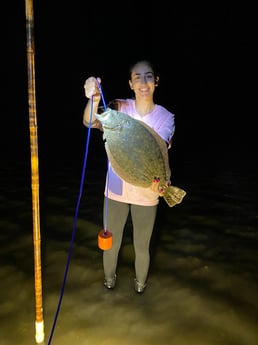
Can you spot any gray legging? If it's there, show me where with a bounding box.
[103,198,157,284]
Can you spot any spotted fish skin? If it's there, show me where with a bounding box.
[95,108,186,207]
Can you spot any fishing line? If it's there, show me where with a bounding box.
[96,79,108,232]
[95,78,113,250]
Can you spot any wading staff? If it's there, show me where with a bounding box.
[25,0,45,343]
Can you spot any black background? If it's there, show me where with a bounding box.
[6,1,257,175]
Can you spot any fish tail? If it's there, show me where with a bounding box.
[162,185,187,207]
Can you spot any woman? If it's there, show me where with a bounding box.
[83,60,175,293]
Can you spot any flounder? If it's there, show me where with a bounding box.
[95,108,186,207]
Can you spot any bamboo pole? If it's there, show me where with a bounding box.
[25,0,45,343]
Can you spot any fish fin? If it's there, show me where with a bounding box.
[163,185,186,207]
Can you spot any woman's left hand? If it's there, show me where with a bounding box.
[150,178,164,196]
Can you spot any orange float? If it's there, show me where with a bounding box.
[98,229,112,250]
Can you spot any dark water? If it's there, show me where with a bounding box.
[1,136,258,345]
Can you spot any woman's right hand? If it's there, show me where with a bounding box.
[84,77,101,100]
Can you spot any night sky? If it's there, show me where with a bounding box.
[6,2,257,171]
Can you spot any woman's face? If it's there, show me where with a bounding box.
[129,62,157,99]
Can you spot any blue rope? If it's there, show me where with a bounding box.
[96,78,107,110]
[47,96,94,345]
[47,79,109,345]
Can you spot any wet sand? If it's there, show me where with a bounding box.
[1,140,257,345]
